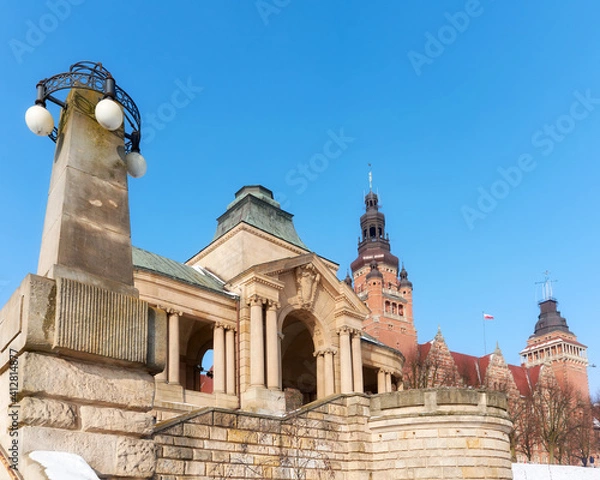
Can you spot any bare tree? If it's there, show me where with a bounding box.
[209,429,278,479]
[565,397,595,466]
[532,380,575,464]
[403,346,461,389]
[279,413,336,480]
[511,393,539,462]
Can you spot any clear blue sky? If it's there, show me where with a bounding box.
[1,1,599,395]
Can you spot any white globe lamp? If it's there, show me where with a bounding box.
[95,98,123,131]
[25,105,54,136]
[125,151,147,178]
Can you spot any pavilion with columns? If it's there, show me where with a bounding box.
[133,185,402,418]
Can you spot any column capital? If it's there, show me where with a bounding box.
[166,308,183,317]
[247,294,265,307]
[267,299,280,311]
[214,322,227,330]
[323,347,338,356]
[337,326,351,336]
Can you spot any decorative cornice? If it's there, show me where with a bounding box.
[334,308,368,322]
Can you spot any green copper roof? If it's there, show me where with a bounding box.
[132,246,231,296]
[213,185,308,249]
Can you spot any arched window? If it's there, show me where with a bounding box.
[369,226,376,238]
[391,303,397,315]
[398,305,404,316]
[385,301,391,313]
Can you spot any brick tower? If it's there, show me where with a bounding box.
[520,292,589,400]
[349,188,417,358]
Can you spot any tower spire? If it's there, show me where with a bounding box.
[368,163,373,192]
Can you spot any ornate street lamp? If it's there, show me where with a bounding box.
[25,61,146,177]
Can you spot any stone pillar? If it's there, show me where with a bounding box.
[324,349,335,396]
[266,301,280,390]
[226,327,236,395]
[377,369,386,394]
[36,89,135,294]
[338,327,353,393]
[5,85,166,479]
[351,329,363,393]
[315,350,325,398]
[386,371,393,393]
[168,311,181,384]
[213,323,226,394]
[156,307,168,382]
[249,295,265,387]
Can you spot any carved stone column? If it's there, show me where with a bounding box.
[213,323,226,394]
[324,349,336,396]
[249,295,265,387]
[338,327,353,394]
[168,310,182,384]
[385,371,393,393]
[377,368,386,394]
[266,301,280,390]
[226,326,236,395]
[351,329,363,393]
[314,350,325,398]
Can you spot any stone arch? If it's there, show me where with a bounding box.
[183,325,214,392]
[277,303,331,349]
[280,308,321,407]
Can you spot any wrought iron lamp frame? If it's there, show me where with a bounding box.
[32,61,142,153]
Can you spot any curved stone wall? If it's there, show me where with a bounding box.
[369,389,513,480]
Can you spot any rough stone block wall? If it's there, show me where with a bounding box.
[369,389,513,480]
[153,390,513,480]
[154,396,357,480]
[0,275,162,479]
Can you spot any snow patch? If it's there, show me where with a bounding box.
[28,451,100,480]
[513,463,600,480]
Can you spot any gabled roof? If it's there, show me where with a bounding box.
[132,246,231,296]
[450,351,490,386]
[418,341,432,359]
[508,364,542,396]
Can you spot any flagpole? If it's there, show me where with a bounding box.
[482,311,487,356]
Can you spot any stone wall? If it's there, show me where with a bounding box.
[0,274,165,479]
[370,389,513,480]
[153,389,513,480]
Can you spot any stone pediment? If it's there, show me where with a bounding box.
[228,253,369,323]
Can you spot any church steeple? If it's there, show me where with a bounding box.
[349,178,417,358]
[351,189,398,274]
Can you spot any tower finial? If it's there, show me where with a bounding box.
[368,163,372,191]
[535,270,557,302]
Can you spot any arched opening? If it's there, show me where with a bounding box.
[369,226,376,238]
[281,311,317,409]
[363,366,379,394]
[184,325,214,392]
